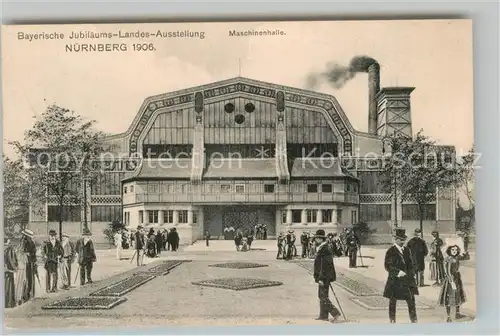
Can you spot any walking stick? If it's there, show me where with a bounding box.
[329,283,347,321]
[74,265,80,285]
[358,246,365,267]
[130,250,137,264]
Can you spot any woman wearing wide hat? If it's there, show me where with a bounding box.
[438,244,467,322]
[313,229,342,322]
[383,228,419,323]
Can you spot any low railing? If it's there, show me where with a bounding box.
[134,192,359,204]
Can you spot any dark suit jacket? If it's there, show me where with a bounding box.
[135,232,145,250]
[42,240,64,265]
[406,237,428,271]
[75,239,97,264]
[313,242,337,283]
[383,245,419,300]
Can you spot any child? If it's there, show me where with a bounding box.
[437,244,467,322]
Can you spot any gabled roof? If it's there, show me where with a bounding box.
[203,158,277,179]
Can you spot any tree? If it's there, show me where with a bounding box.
[10,105,107,241]
[2,155,30,233]
[382,130,461,236]
[459,146,476,208]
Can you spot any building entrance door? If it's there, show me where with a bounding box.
[223,210,258,234]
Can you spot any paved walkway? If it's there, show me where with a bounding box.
[4,241,476,330]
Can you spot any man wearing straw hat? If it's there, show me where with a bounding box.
[383,228,419,323]
[60,233,75,289]
[19,228,37,303]
[313,229,342,322]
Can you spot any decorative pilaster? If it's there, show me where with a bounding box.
[301,209,308,225]
[316,209,323,225]
[143,210,149,225]
[332,207,338,225]
[173,210,179,226]
[158,210,164,225]
[286,209,292,225]
[190,91,205,182]
[187,210,193,226]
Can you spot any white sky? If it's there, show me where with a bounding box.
[2,20,473,158]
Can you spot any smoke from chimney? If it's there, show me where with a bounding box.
[305,55,380,135]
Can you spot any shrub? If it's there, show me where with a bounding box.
[103,219,125,246]
[352,221,377,244]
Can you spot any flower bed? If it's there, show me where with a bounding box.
[335,272,382,296]
[90,275,156,297]
[209,262,268,269]
[192,277,283,291]
[350,296,433,310]
[135,260,188,276]
[42,297,127,310]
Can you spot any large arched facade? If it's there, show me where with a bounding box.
[29,77,457,244]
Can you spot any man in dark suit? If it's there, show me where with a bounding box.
[346,228,361,268]
[383,228,419,323]
[134,225,146,266]
[406,228,428,287]
[42,230,64,292]
[313,229,342,322]
[75,229,97,285]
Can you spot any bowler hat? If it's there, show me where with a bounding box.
[314,229,326,238]
[62,233,70,238]
[82,228,92,236]
[414,228,422,234]
[49,229,57,236]
[393,228,407,240]
[137,225,143,230]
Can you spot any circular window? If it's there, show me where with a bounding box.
[234,114,245,124]
[244,103,255,113]
[224,103,235,113]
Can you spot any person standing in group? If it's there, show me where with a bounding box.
[42,230,64,293]
[300,231,309,258]
[346,229,360,268]
[438,244,467,322]
[162,229,168,251]
[75,229,97,285]
[234,229,243,251]
[429,230,445,286]
[406,228,429,287]
[18,229,37,304]
[155,230,163,256]
[170,228,180,251]
[114,229,123,260]
[312,229,342,322]
[204,230,211,247]
[4,236,18,308]
[60,233,75,290]
[134,225,146,266]
[285,229,296,260]
[383,228,419,323]
[276,232,285,259]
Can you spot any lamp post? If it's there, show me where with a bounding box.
[382,135,399,229]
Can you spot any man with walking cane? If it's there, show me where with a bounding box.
[75,229,97,286]
[313,229,343,322]
[383,228,419,323]
[60,233,75,289]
